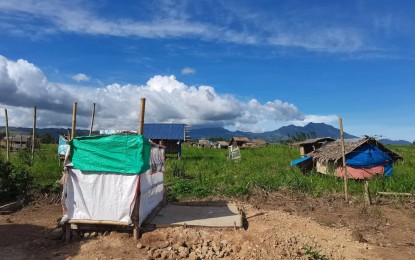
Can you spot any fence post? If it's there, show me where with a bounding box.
[31,106,36,165]
[71,102,77,139]
[5,108,9,162]
[339,116,349,203]
[89,103,96,136]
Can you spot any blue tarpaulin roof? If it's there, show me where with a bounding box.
[143,123,185,140]
[346,143,393,167]
[291,155,312,166]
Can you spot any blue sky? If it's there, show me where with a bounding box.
[0,0,414,141]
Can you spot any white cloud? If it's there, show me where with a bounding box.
[290,114,338,127]
[181,67,196,75]
[72,73,90,82]
[0,55,304,130]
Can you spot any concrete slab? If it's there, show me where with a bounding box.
[149,204,242,228]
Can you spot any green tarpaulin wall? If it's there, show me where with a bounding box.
[69,134,150,174]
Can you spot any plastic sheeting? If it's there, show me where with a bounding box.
[65,169,139,224]
[337,165,384,179]
[69,134,150,174]
[58,135,69,156]
[346,143,392,167]
[139,170,164,226]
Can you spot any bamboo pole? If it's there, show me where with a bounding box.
[377,192,414,197]
[339,116,349,203]
[89,103,96,136]
[71,102,77,139]
[31,106,36,166]
[5,108,9,162]
[133,98,146,240]
[364,181,371,206]
[138,98,146,135]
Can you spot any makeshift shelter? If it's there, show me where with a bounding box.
[312,137,403,179]
[229,137,249,147]
[214,141,229,149]
[143,123,187,157]
[62,134,165,240]
[293,137,335,157]
[1,135,40,150]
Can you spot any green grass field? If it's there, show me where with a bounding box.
[2,143,415,201]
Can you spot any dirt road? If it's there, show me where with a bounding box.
[1,192,414,259]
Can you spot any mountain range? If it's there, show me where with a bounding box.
[189,123,412,145]
[0,123,412,145]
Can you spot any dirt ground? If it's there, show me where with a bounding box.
[1,191,415,259]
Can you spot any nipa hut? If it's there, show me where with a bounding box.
[313,137,403,179]
[229,137,249,147]
[293,137,335,157]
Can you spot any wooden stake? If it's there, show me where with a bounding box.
[339,116,349,203]
[31,106,36,166]
[364,181,371,206]
[134,98,146,240]
[5,108,9,162]
[71,102,77,139]
[89,103,96,136]
[138,98,146,135]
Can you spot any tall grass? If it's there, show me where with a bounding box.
[165,144,415,199]
[2,143,415,200]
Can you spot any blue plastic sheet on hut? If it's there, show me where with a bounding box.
[291,155,312,166]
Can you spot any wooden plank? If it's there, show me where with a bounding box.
[67,219,132,226]
[377,192,414,197]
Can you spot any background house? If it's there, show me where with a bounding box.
[214,141,229,149]
[1,135,40,150]
[293,137,335,157]
[143,123,189,157]
[229,137,249,147]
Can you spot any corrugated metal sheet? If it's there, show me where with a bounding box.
[143,124,185,140]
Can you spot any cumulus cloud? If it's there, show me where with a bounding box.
[181,67,196,75]
[72,73,90,82]
[0,55,304,130]
[290,114,338,126]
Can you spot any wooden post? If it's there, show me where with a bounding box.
[134,98,146,240]
[5,108,9,162]
[364,181,371,206]
[138,98,146,135]
[89,103,96,136]
[31,106,36,166]
[339,117,349,203]
[71,102,77,139]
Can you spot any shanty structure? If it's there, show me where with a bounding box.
[63,134,165,241]
[312,137,403,179]
[293,137,335,157]
[198,139,212,148]
[214,141,229,149]
[229,137,249,147]
[0,135,40,150]
[245,139,268,148]
[143,123,188,157]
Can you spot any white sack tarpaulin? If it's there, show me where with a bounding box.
[66,168,139,224]
[139,170,164,226]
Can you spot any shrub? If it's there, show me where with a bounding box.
[0,157,33,203]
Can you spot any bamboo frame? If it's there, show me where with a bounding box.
[89,103,96,136]
[339,117,349,202]
[31,106,36,165]
[71,102,77,139]
[5,108,9,162]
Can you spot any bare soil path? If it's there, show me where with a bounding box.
[1,192,414,259]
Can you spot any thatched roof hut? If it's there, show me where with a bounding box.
[292,137,335,157]
[312,137,403,179]
[313,137,403,164]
